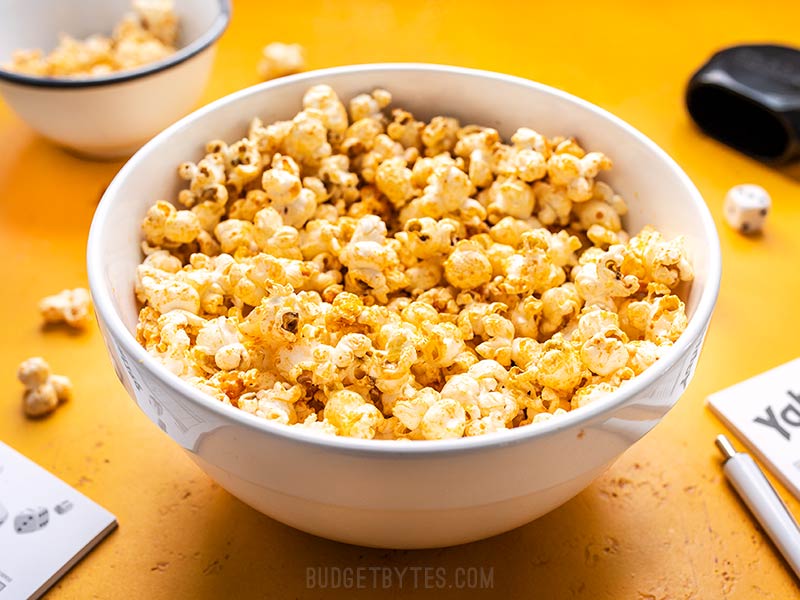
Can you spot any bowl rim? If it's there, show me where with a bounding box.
[87,63,722,457]
[0,0,231,89]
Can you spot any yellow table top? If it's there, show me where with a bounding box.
[2,0,800,597]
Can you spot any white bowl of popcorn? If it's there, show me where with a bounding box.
[0,0,230,159]
[88,64,721,548]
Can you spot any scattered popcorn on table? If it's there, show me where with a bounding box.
[17,357,73,418]
[3,0,179,78]
[39,288,93,329]
[257,43,305,81]
[134,85,694,440]
[724,184,771,235]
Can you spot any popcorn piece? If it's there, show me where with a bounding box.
[17,357,51,389]
[397,217,458,259]
[485,176,535,222]
[475,315,515,366]
[536,336,584,393]
[323,389,383,439]
[284,110,332,169]
[443,240,493,289]
[497,231,567,296]
[534,181,571,226]
[138,275,201,314]
[214,219,257,254]
[339,215,407,302]
[318,154,359,202]
[642,294,689,344]
[358,134,410,184]
[532,407,568,424]
[376,157,415,208]
[349,89,392,122]
[402,161,481,226]
[303,85,349,138]
[573,198,621,232]
[257,42,305,80]
[489,129,549,183]
[177,152,228,208]
[387,109,425,150]
[626,340,663,375]
[142,200,203,247]
[421,116,460,157]
[547,151,612,202]
[540,283,582,338]
[240,383,302,424]
[261,153,317,228]
[420,398,467,440]
[571,382,617,409]
[17,357,72,418]
[134,0,179,45]
[39,288,93,329]
[627,227,693,289]
[206,138,263,193]
[511,128,552,158]
[573,246,640,310]
[580,331,629,376]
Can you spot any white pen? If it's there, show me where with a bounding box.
[715,434,800,580]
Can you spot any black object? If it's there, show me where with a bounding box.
[686,44,800,165]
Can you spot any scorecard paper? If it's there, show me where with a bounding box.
[0,442,117,599]
[707,358,800,500]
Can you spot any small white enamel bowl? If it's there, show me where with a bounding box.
[88,64,722,549]
[0,0,230,159]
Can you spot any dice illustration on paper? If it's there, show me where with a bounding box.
[55,500,73,515]
[14,506,49,533]
[0,501,8,527]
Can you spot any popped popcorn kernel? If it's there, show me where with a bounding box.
[350,89,392,122]
[376,156,416,208]
[422,116,460,157]
[324,389,384,439]
[443,240,493,289]
[39,287,93,329]
[17,357,72,418]
[420,398,467,440]
[257,42,305,80]
[134,85,693,440]
[547,151,612,202]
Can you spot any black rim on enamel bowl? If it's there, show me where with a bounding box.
[0,0,231,88]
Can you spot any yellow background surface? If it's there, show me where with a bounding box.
[2,0,800,598]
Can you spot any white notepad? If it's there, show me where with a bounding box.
[707,358,800,500]
[0,442,117,600]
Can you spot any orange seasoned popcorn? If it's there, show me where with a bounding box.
[4,1,178,78]
[257,43,305,81]
[135,85,694,440]
[39,288,93,329]
[17,357,72,418]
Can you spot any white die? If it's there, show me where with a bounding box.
[724,184,771,234]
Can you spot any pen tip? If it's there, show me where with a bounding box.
[715,434,737,460]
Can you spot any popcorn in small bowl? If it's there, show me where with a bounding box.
[0,0,230,158]
[5,0,179,78]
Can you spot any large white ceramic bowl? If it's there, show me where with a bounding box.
[88,64,722,549]
[0,0,230,158]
